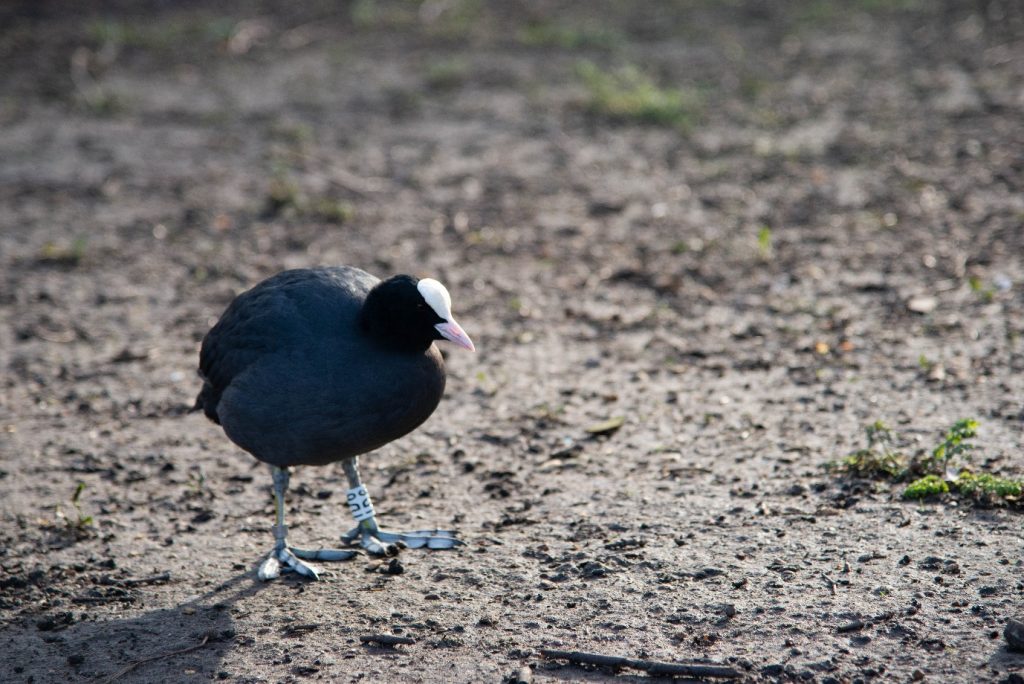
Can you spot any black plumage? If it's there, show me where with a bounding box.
[196,267,446,467]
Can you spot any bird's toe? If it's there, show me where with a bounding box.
[257,554,282,581]
[258,547,322,580]
[371,529,462,550]
[362,536,401,557]
[292,547,359,562]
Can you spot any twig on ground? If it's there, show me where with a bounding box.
[359,634,416,647]
[100,572,172,587]
[281,623,320,637]
[539,649,741,679]
[100,634,211,683]
[71,595,129,604]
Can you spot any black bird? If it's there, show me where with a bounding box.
[194,266,475,580]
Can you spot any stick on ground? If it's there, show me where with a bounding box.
[539,648,742,679]
[359,634,416,647]
[100,572,172,587]
[101,634,211,684]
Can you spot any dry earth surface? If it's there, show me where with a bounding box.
[1,1,1023,682]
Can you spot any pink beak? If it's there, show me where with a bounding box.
[435,320,475,352]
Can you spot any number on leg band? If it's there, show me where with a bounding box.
[346,485,375,522]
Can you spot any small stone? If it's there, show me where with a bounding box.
[1005,619,1024,653]
[588,200,625,216]
[932,68,982,114]
[579,561,608,578]
[911,670,924,681]
[36,612,74,631]
[907,295,937,314]
[837,620,865,633]
[691,567,725,580]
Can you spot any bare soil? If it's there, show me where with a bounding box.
[1,2,1023,682]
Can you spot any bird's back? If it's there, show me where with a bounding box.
[195,267,374,423]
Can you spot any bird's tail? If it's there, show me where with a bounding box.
[192,380,221,425]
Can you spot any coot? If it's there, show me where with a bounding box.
[194,266,475,580]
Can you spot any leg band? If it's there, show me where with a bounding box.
[346,485,376,522]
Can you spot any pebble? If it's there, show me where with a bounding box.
[381,558,404,575]
[511,665,532,684]
[579,561,608,578]
[1005,619,1024,653]
[838,620,865,633]
[907,295,937,314]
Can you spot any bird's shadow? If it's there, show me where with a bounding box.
[0,572,263,683]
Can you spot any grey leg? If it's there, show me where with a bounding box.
[257,466,356,581]
[339,456,462,556]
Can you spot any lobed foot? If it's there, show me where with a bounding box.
[341,524,462,556]
[257,546,361,581]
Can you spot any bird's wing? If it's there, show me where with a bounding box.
[195,268,374,422]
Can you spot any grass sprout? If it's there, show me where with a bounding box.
[831,418,1020,508]
[55,482,94,539]
[829,420,905,478]
[576,61,701,129]
[902,474,948,499]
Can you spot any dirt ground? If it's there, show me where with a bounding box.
[1,1,1023,682]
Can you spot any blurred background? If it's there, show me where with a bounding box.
[3,0,1022,430]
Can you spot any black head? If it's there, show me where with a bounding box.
[360,275,475,354]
